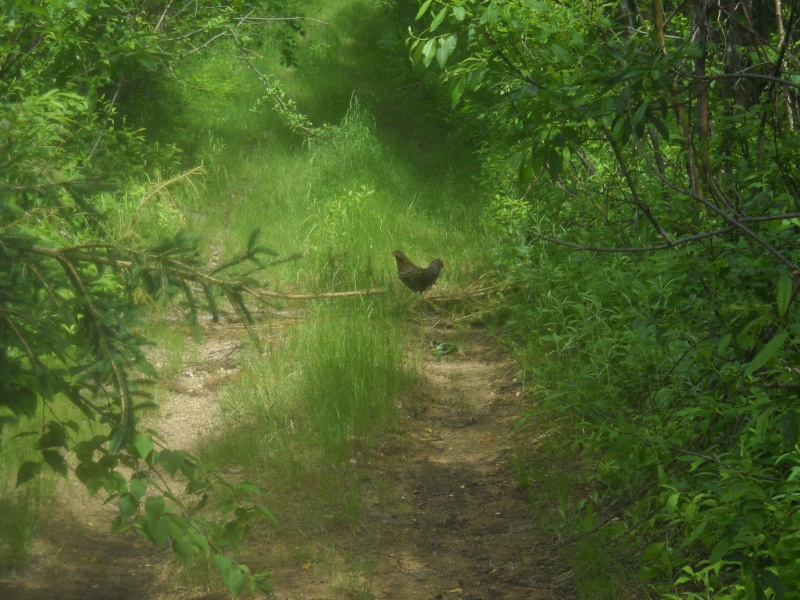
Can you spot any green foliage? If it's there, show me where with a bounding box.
[196,307,415,540]
[0,0,494,593]
[0,217,280,591]
[0,0,311,595]
[0,475,51,571]
[299,310,410,458]
[406,0,800,596]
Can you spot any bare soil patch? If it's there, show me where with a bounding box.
[354,324,573,600]
[0,320,571,599]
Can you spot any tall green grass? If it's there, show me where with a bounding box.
[2,0,491,587]
[198,306,414,522]
[143,0,490,295]
[0,409,61,571]
[0,478,48,571]
[298,307,412,457]
[166,6,490,581]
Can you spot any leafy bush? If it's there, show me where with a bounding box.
[1,0,309,594]
[407,0,800,596]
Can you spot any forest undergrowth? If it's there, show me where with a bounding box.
[2,1,604,597]
[3,0,591,596]
[7,0,794,597]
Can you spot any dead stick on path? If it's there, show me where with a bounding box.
[247,287,385,300]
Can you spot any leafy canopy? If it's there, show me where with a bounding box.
[410,0,800,596]
[1,0,308,594]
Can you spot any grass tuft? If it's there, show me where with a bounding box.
[198,306,414,527]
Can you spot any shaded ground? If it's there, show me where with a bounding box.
[354,325,574,599]
[0,320,571,600]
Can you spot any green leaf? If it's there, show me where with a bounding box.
[133,359,158,379]
[16,461,42,487]
[657,463,668,485]
[716,334,732,355]
[191,493,209,512]
[759,568,785,596]
[641,542,666,561]
[415,0,433,20]
[145,495,166,519]
[158,449,185,477]
[214,554,250,597]
[108,425,127,456]
[744,331,789,376]
[649,116,669,138]
[42,449,68,478]
[129,476,148,502]
[545,147,563,180]
[236,481,262,494]
[549,43,569,63]
[137,513,170,545]
[75,461,102,494]
[666,492,680,514]
[709,536,732,565]
[119,493,138,523]
[781,411,799,449]
[737,317,765,350]
[37,421,67,449]
[192,533,210,555]
[430,339,461,356]
[777,272,792,317]
[436,35,457,69]
[682,519,708,548]
[17,1,48,16]
[421,38,436,67]
[525,0,552,12]
[186,479,207,495]
[135,54,158,72]
[172,539,197,562]
[4,386,38,417]
[632,102,649,127]
[600,95,614,116]
[106,471,129,495]
[611,115,631,144]
[133,433,154,460]
[253,504,277,525]
[453,6,466,20]
[411,36,427,65]
[451,76,466,108]
[430,7,447,32]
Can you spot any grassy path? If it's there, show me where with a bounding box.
[227,321,570,599]
[1,1,578,598]
[0,320,572,600]
[345,325,569,599]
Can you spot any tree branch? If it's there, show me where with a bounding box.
[526,225,736,252]
[246,287,384,300]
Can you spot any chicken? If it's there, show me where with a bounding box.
[391,250,444,293]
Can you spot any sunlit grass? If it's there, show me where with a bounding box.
[2,0,491,586]
[151,0,490,297]
[0,477,51,571]
[197,305,414,524]
[0,403,70,571]
[172,8,490,586]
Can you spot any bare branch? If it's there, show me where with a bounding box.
[688,72,800,91]
[608,137,674,243]
[246,287,385,300]
[87,79,125,162]
[526,226,736,253]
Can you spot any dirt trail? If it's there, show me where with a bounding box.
[0,321,571,599]
[0,325,244,600]
[352,325,572,599]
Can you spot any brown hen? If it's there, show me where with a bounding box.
[392,250,444,293]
